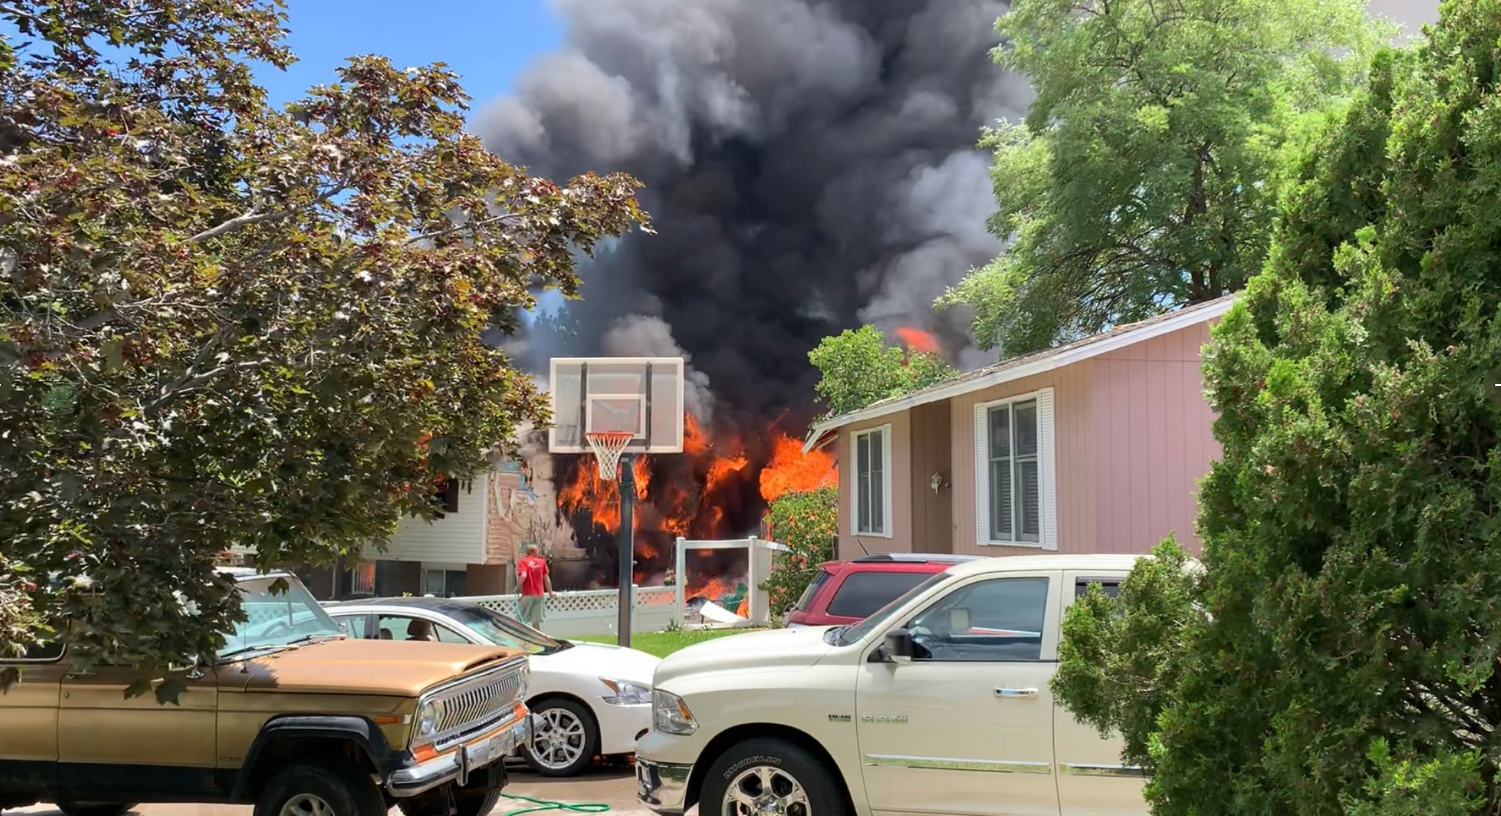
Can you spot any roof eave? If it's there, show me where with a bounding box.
[804,296,1235,440]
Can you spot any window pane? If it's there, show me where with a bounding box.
[1017,459,1040,540]
[794,570,833,612]
[989,407,1010,459]
[1014,401,1038,456]
[827,572,931,619]
[1074,581,1121,600]
[334,615,368,638]
[379,615,442,642]
[908,577,1049,661]
[857,469,871,532]
[857,433,871,476]
[871,465,885,534]
[435,625,472,644]
[990,460,1012,538]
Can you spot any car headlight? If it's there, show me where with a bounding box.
[415,698,444,739]
[652,688,696,735]
[600,678,652,705]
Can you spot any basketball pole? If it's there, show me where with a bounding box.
[616,453,635,648]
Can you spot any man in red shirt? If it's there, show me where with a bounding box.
[516,544,554,630]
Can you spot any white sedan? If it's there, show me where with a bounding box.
[327,596,660,776]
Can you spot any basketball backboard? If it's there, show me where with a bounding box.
[548,357,685,454]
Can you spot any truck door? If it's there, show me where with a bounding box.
[856,570,1062,816]
[0,642,66,777]
[57,662,219,799]
[1054,572,1147,816]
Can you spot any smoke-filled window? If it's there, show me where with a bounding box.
[853,426,891,536]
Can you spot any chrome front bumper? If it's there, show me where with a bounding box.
[637,756,694,815]
[387,718,529,797]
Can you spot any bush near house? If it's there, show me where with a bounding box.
[760,487,838,617]
[1053,5,1501,815]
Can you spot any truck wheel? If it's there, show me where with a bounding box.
[452,788,501,816]
[56,804,136,816]
[523,698,597,777]
[253,761,385,816]
[700,738,848,816]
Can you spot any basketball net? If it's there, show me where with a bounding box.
[585,431,635,481]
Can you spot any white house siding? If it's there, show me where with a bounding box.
[363,471,488,564]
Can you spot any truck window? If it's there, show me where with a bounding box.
[794,569,831,612]
[907,577,1049,662]
[1074,579,1121,600]
[827,572,930,619]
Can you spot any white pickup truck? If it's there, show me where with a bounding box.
[636,553,1146,816]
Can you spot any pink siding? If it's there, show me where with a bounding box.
[836,413,913,559]
[1091,322,1219,553]
[949,362,1096,556]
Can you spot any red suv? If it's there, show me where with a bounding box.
[783,553,982,627]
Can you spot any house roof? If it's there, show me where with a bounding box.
[802,294,1236,452]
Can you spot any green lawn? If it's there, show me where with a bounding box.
[574,627,759,658]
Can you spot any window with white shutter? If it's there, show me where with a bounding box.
[975,389,1056,549]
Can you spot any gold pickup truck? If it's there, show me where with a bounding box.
[0,569,530,816]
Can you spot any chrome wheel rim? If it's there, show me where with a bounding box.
[279,794,334,816]
[528,707,588,770]
[721,764,811,816]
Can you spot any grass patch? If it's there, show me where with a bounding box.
[573,627,759,658]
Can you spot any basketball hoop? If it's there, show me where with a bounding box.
[585,431,635,481]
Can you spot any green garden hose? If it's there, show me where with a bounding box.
[498,792,613,816]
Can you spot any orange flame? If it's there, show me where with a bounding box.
[759,431,837,502]
[895,326,939,354]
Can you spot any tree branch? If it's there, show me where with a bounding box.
[189,183,347,243]
[143,359,269,417]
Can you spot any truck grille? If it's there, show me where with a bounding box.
[425,659,528,748]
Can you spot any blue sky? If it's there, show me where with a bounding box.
[254,0,560,112]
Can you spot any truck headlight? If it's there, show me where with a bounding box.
[416,699,444,739]
[652,689,696,735]
[600,678,652,705]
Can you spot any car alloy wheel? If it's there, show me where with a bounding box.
[278,794,334,816]
[721,765,812,816]
[528,705,588,771]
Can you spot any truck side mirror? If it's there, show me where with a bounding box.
[883,628,914,664]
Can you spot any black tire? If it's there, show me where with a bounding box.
[56,804,135,816]
[522,698,598,777]
[700,738,848,816]
[252,760,385,816]
[453,787,501,816]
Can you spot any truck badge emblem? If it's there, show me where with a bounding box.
[828,714,851,723]
[860,714,908,724]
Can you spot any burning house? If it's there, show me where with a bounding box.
[473,0,1027,599]
[542,415,835,605]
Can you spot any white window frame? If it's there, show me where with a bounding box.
[851,424,893,538]
[974,388,1057,550]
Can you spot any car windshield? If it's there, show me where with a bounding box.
[448,605,567,655]
[835,572,952,646]
[222,576,343,659]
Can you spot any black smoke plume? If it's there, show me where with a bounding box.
[477,0,1029,429]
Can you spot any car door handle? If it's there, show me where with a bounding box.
[995,687,1038,699]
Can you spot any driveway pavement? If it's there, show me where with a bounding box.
[15,763,673,816]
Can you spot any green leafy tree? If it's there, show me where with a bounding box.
[760,487,838,616]
[1053,5,1501,815]
[938,0,1385,355]
[808,326,955,417]
[0,0,647,689]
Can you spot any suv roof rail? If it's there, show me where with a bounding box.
[852,553,982,564]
